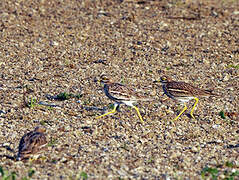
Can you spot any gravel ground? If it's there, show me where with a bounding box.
[0,0,239,179]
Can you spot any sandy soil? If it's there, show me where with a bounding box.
[0,0,239,179]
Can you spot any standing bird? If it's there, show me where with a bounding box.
[154,75,219,121]
[17,126,47,161]
[96,75,152,124]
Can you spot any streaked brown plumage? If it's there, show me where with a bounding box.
[155,75,219,120]
[17,126,47,161]
[160,76,218,101]
[103,80,150,102]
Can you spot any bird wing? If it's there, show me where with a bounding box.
[166,82,218,97]
[18,131,47,159]
[166,82,195,97]
[107,83,137,101]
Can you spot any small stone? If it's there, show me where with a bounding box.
[233,11,239,15]
[218,174,226,179]
[212,124,220,129]
[171,151,181,158]
[50,41,59,46]
[191,146,198,152]
[2,143,10,146]
[223,74,230,81]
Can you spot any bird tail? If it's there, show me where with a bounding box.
[205,90,221,97]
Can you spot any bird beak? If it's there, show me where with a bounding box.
[97,80,102,86]
[153,80,160,83]
[93,78,102,86]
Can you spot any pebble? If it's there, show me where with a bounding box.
[233,11,239,15]
[223,74,230,81]
[191,146,198,152]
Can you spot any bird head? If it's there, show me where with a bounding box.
[153,75,171,84]
[34,126,46,133]
[97,74,111,85]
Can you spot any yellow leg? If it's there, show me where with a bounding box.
[96,104,118,119]
[190,97,199,119]
[174,103,187,121]
[133,105,144,124]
